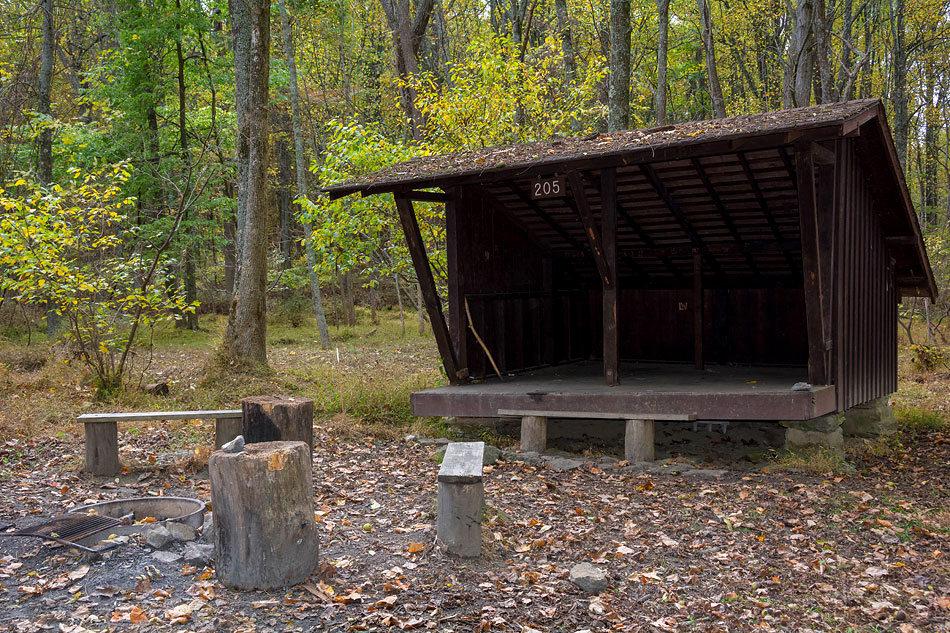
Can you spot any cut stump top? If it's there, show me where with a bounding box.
[438,442,485,484]
[241,396,314,407]
[210,440,309,466]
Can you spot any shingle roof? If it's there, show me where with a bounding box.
[326,99,880,197]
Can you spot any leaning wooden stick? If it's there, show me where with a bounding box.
[463,297,503,380]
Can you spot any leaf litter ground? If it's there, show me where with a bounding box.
[0,423,947,632]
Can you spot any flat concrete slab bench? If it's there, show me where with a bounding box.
[497,409,697,462]
[77,410,242,476]
[436,442,484,558]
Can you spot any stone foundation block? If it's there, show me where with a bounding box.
[782,414,844,450]
[841,397,896,438]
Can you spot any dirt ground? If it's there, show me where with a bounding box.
[0,315,948,631]
[0,420,947,632]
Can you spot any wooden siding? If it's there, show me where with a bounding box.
[833,139,898,410]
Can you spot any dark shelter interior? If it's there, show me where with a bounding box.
[328,100,936,422]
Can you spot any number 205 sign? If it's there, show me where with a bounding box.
[532,175,566,199]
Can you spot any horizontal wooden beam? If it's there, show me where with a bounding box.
[78,410,241,423]
[498,409,696,421]
[401,190,450,203]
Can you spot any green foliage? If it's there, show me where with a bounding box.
[302,121,423,283]
[909,344,947,371]
[0,164,195,396]
[895,405,948,432]
[409,34,606,150]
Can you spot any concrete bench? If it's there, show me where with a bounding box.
[436,441,484,558]
[78,410,243,476]
[497,409,697,462]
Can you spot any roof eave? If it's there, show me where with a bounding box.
[324,120,853,200]
[864,101,938,301]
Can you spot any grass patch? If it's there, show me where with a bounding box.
[770,446,855,474]
[894,405,947,432]
[292,364,438,426]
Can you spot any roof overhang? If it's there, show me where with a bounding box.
[325,100,936,300]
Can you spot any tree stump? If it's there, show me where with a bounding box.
[241,396,313,449]
[209,441,320,590]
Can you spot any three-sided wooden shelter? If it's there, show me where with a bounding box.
[327,100,935,431]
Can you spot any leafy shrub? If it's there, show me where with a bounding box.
[909,344,947,371]
[0,165,196,396]
[273,294,310,328]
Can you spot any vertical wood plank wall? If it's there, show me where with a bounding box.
[833,139,898,410]
[452,184,809,380]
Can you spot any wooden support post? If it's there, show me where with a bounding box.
[437,442,484,558]
[214,416,243,449]
[795,142,828,385]
[210,441,320,589]
[394,194,462,384]
[693,248,704,370]
[445,188,468,379]
[601,168,620,386]
[817,160,836,375]
[84,421,120,476]
[624,418,655,462]
[541,256,555,366]
[521,415,547,453]
[241,396,314,450]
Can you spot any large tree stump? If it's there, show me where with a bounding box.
[209,441,320,590]
[241,396,313,449]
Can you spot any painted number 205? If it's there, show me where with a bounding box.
[532,176,564,198]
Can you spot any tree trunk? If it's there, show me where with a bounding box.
[37,0,54,185]
[341,271,357,326]
[380,0,434,139]
[922,71,939,227]
[176,0,198,330]
[607,0,631,131]
[416,282,425,334]
[655,0,670,125]
[209,442,320,590]
[697,0,726,117]
[223,208,236,294]
[890,0,908,167]
[38,0,59,337]
[395,273,406,336]
[278,0,331,348]
[369,273,380,326]
[813,0,832,103]
[220,0,270,367]
[554,0,577,88]
[241,395,314,449]
[792,0,814,106]
[230,0,251,274]
[835,0,854,100]
[276,113,293,270]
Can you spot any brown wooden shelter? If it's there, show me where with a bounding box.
[327,100,936,423]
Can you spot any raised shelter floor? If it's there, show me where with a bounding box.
[412,362,837,421]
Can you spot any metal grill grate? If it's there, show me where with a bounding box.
[0,513,124,553]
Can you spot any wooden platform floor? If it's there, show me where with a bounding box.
[413,362,837,421]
